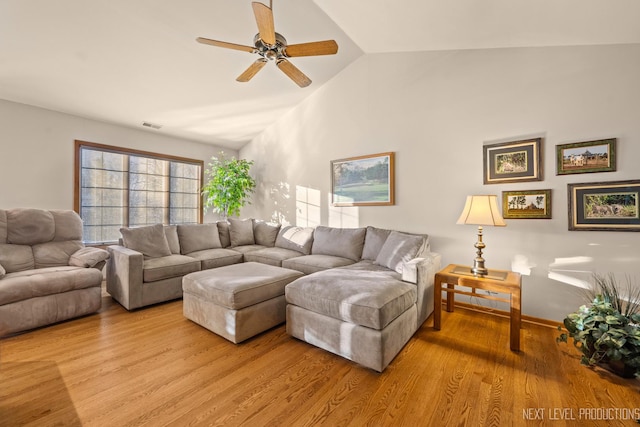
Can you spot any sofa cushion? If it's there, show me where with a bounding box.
[375,231,425,274]
[33,241,84,268]
[121,224,172,259]
[185,248,243,270]
[177,224,221,254]
[0,210,7,244]
[229,218,255,247]
[50,210,83,241]
[7,208,55,245]
[142,255,201,283]
[253,221,281,247]
[230,245,266,255]
[68,247,110,268]
[182,262,303,310]
[282,254,354,275]
[217,221,231,248]
[0,244,34,273]
[164,225,181,254]
[285,269,417,330]
[312,226,366,261]
[244,247,304,267]
[337,260,402,280]
[362,226,392,261]
[0,266,103,306]
[275,226,314,255]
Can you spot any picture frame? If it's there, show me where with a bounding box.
[331,152,395,206]
[568,180,640,231]
[502,189,552,219]
[556,138,616,175]
[483,138,542,184]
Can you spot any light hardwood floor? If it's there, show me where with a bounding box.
[1,296,638,427]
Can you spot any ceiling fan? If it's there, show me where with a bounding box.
[196,0,338,88]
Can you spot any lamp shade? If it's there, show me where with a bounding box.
[456,195,506,227]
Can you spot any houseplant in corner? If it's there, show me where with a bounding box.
[557,273,640,378]
[202,152,256,219]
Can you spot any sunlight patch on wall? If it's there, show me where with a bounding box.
[511,254,536,276]
[269,182,291,225]
[547,256,594,288]
[328,194,359,228]
[296,185,321,227]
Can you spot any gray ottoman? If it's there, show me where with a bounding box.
[182,262,304,343]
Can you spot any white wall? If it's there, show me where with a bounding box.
[0,99,234,222]
[240,43,640,321]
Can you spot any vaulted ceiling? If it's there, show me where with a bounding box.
[1,0,639,150]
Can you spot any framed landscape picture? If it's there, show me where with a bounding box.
[502,189,552,219]
[483,138,542,184]
[331,152,395,206]
[556,138,616,175]
[568,180,640,231]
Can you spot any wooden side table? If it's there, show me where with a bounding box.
[433,263,522,351]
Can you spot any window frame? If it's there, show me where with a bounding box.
[74,140,204,244]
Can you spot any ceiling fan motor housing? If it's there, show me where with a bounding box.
[254,32,287,60]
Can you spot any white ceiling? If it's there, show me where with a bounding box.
[1,0,639,150]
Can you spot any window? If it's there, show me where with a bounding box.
[75,140,203,244]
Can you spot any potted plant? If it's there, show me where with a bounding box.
[557,273,640,378]
[202,152,256,219]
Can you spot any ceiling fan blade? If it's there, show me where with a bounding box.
[196,37,255,53]
[237,59,268,82]
[276,59,312,88]
[252,2,276,46]
[284,40,339,57]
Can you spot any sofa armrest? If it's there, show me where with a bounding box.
[403,252,442,327]
[69,247,110,269]
[106,245,144,310]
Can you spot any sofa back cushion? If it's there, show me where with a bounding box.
[33,241,84,269]
[177,224,222,254]
[217,221,231,248]
[0,210,7,244]
[164,225,181,254]
[0,243,35,273]
[253,221,281,247]
[228,218,255,247]
[6,209,55,245]
[275,226,314,255]
[121,224,172,259]
[361,226,393,261]
[0,209,83,246]
[50,210,83,241]
[311,226,366,261]
[375,231,427,274]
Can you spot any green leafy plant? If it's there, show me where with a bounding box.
[202,153,256,219]
[557,273,640,378]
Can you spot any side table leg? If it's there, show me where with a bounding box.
[510,287,522,351]
[434,277,442,330]
[445,283,455,312]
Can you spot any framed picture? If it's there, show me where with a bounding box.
[331,152,395,206]
[502,189,552,219]
[556,138,616,175]
[483,138,542,184]
[568,180,640,231]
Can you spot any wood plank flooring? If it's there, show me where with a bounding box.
[1,296,639,426]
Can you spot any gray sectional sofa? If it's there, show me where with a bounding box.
[107,218,441,371]
[0,208,109,337]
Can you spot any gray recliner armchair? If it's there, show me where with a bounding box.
[0,208,109,336]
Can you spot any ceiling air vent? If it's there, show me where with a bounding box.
[142,121,162,130]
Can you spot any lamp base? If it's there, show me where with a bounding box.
[470,225,488,277]
[471,261,488,277]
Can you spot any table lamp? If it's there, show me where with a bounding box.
[456,195,506,276]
